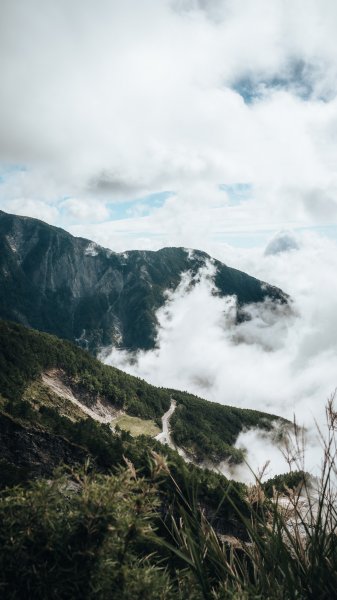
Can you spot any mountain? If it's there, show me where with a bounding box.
[0,210,288,354]
[0,319,285,484]
[0,319,254,597]
[0,316,277,537]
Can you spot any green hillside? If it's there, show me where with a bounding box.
[0,318,249,539]
[169,389,281,463]
[0,319,285,464]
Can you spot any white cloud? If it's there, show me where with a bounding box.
[60,197,110,222]
[103,232,337,479]
[3,198,59,225]
[1,0,337,236]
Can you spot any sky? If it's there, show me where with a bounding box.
[1,0,337,252]
[2,0,337,479]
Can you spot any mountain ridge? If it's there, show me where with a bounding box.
[0,209,288,354]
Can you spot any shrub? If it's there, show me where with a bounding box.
[0,465,172,600]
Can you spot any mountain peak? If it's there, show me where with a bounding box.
[0,210,288,354]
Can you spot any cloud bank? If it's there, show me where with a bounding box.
[1,0,337,247]
[103,231,337,480]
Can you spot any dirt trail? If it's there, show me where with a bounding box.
[41,370,122,424]
[41,376,223,471]
[155,399,176,447]
[155,400,191,462]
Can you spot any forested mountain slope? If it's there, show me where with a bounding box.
[0,319,284,478]
[0,210,288,353]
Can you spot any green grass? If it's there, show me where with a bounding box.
[114,414,161,437]
[23,380,87,422]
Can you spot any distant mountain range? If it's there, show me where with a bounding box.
[0,210,288,354]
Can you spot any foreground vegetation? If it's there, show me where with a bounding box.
[0,423,335,600]
[163,400,337,599]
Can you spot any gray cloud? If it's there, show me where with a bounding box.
[302,188,337,220]
[265,231,299,256]
[88,171,144,197]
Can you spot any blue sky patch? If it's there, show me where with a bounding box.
[219,183,252,205]
[107,190,173,220]
[213,229,276,248]
[232,59,320,104]
[0,163,26,184]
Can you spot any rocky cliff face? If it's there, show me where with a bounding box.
[0,210,288,353]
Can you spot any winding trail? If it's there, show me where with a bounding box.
[155,399,191,462]
[42,374,228,473]
[155,399,176,447]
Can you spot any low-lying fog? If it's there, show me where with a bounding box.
[103,231,337,482]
